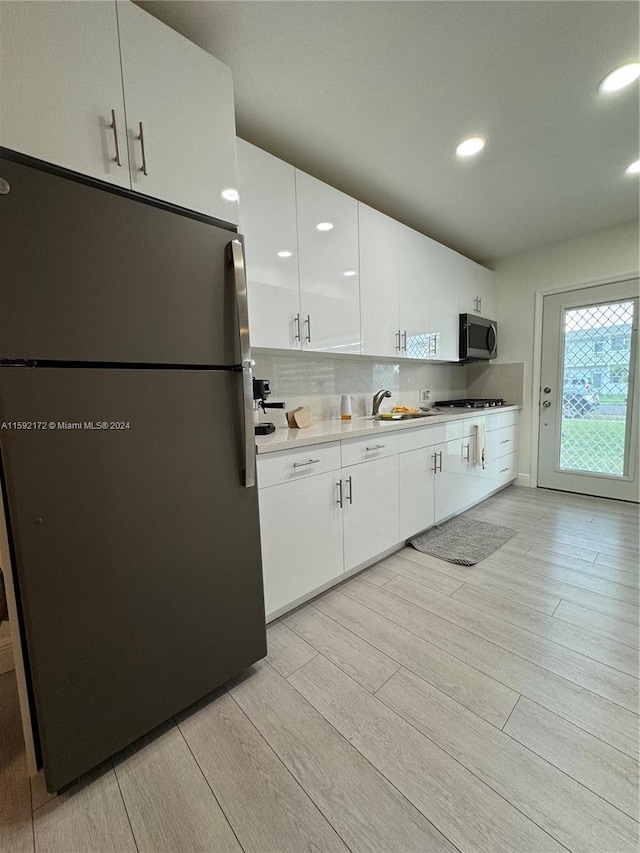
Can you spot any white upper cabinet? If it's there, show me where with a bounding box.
[296,171,361,354]
[0,1,130,188]
[359,204,400,357]
[0,1,238,221]
[116,1,238,222]
[424,237,460,361]
[398,225,432,358]
[237,140,301,349]
[459,255,495,319]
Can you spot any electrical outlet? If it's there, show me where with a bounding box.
[420,389,431,403]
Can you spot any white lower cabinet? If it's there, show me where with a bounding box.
[399,447,435,540]
[258,470,344,618]
[258,410,518,620]
[342,455,399,571]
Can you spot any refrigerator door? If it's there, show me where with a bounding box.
[0,367,266,791]
[0,155,241,365]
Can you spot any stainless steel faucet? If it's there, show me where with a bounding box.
[372,389,392,416]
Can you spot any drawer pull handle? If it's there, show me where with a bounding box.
[463,443,470,461]
[500,467,511,473]
[346,475,353,504]
[500,439,511,444]
[365,444,386,451]
[293,458,320,468]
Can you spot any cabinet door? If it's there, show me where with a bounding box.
[398,224,431,358]
[342,456,399,571]
[434,438,473,522]
[459,256,495,318]
[258,472,344,619]
[359,204,400,357]
[424,238,460,361]
[296,171,361,354]
[237,140,301,349]
[399,448,436,540]
[0,1,130,188]
[116,1,238,223]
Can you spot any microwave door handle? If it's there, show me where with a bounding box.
[487,323,497,356]
[228,238,256,489]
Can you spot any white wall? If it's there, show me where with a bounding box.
[493,219,639,484]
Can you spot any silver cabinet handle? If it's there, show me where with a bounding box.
[479,297,482,314]
[365,444,385,451]
[432,452,438,474]
[109,109,122,166]
[500,439,511,444]
[463,443,470,461]
[137,121,148,175]
[438,451,443,472]
[304,314,312,343]
[402,330,407,352]
[500,467,511,473]
[293,459,320,468]
[336,479,343,508]
[228,239,255,488]
[346,475,353,504]
[395,329,402,352]
[294,313,301,343]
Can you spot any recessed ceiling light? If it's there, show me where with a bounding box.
[343,270,357,277]
[316,222,334,231]
[599,62,640,93]
[455,136,486,158]
[277,250,293,258]
[626,160,640,175]
[221,188,239,202]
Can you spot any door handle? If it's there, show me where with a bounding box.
[432,452,438,474]
[438,451,443,472]
[395,330,402,352]
[336,480,343,508]
[294,313,301,343]
[137,121,148,175]
[304,314,312,344]
[463,443,470,461]
[228,239,255,488]
[346,475,353,504]
[109,109,122,167]
[402,330,407,352]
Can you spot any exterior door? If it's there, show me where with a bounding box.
[538,280,639,502]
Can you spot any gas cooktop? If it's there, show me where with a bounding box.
[434,398,507,409]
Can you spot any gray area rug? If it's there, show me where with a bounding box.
[408,516,516,565]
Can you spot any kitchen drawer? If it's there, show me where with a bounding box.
[486,409,519,431]
[341,433,398,467]
[257,442,341,489]
[398,423,446,453]
[484,452,517,486]
[487,424,518,461]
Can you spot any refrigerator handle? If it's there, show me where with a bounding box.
[229,238,256,488]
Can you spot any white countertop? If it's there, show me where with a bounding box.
[255,405,520,454]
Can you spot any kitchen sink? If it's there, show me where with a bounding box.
[373,411,438,420]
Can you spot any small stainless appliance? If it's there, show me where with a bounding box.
[459,314,498,361]
[253,378,285,435]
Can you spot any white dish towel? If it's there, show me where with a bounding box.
[473,424,487,469]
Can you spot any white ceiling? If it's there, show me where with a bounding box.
[139,1,639,265]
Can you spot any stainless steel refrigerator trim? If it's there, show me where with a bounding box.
[229,238,256,488]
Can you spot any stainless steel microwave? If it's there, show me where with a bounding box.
[459,314,497,361]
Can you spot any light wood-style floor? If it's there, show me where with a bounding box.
[1,486,638,853]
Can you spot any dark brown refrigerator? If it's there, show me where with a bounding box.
[0,152,267,792]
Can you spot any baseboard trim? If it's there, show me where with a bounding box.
[516,473,532,488]
[0,634,14,675]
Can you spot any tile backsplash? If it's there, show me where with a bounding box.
[252,350,469,427]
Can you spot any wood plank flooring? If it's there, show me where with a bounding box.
[0,486,637,853]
